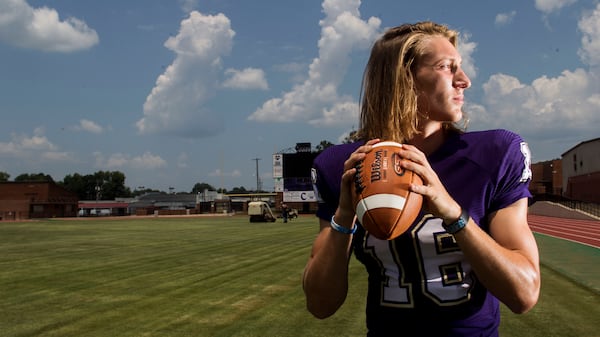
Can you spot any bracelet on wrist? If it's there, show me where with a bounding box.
[330,215,357,235]
[442,208,470,234]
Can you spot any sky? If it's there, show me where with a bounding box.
[1,0,599,193]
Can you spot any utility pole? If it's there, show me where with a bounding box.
[252,158,261,192]
[95,181,102,201]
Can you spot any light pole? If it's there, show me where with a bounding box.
[252,158,262,192]
[95,184,102,201]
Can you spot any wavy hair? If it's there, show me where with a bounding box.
[356,21,464,143]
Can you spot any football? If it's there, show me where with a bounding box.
[351,141,423,240]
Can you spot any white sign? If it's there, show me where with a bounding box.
[274,177,284,192]
[283,190,316,202]
[273,154,283,178]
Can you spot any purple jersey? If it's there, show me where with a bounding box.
[311,129,532,337]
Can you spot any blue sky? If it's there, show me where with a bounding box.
[1,0,599,193]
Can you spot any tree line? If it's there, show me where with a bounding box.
[0,171,250,201]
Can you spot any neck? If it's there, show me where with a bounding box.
[409,121,448,155]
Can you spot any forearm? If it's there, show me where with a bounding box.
[303,216,354,318]
[453,222,540,313]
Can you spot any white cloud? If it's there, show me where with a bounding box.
[274,62,307,74]
[483,73,526,100]
[474,4,600,146]
[19,133,57,151]
[95,152,167,170]
[178,0,199,13]
[309,101,359,126]
[495,11,517,26]
[534,0,577,15]
[137,11,235,138]
[457,32,477,80]
[42,151,71,161]
[578,4,600,67]
[475,68,599,148]
[222,68,269,90]
[11,127,55,152]
[130,152,168,169]
[73,119,103,134]
[0,0,98,52]
[0,140,19,156]
[0,128,73,163]
[248,0,381,126]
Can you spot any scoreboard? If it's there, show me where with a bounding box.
[273,150,319,202]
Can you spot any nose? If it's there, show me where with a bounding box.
[454,67,471,89]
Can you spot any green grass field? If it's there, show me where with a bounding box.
[0,215,598,336]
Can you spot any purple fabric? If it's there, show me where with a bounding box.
[311,129,532,336]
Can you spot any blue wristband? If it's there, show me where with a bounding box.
[330,215,357,235]
[443,208,470,234]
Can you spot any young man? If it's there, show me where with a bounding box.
[303,22,540,336]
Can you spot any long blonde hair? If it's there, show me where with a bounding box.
[356,21,463,143]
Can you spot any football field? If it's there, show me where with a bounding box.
[0,215,598,336]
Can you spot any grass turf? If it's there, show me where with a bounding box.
[0,215,598,336]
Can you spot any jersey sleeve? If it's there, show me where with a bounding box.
[490,130,533,212]
[311,142,361,222]
[312,151,340,222]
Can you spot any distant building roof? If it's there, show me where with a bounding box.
[130,192,197,209]
[562,137,600,157]
[78,201,129,209]
[137,192,196,203]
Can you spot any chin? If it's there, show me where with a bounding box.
[450,109,464,122]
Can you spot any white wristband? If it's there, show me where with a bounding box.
[330,215,357,235]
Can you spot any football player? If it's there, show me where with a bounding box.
[303,21,540,336]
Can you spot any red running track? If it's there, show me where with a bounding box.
[528,214,600,248]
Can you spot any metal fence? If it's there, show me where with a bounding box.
[557,200,600,218]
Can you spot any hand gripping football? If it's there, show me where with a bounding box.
[351,141,423,240]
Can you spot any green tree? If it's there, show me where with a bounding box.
[229,186,248,194]
[61,171,131,200]
[0,171,9,182]
[191,182,216,194]
[315,140,334,152]
[342,130,358,144]
[60,173,88,199]
[93,171,131,200]
[14,173,54,182]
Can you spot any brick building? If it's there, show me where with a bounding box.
[530,159,562,196]
[0,181,78,220]
[561,137,600,203]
